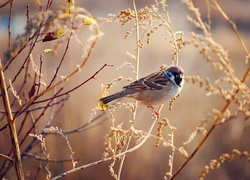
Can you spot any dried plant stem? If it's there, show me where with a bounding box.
[47,32,72,88]
[0,60,24,180]
[23,152,79,163]
[171,65,250,179]
[186,0,209,36]
[117,137,130,179]
[160,2,179,64]
[0,0,13,8]
[0,153,13,162]
[131,0,140,121]
[117,1,140,179]
[51,117,158,180]
[8,1,13,50]
[168,130,175,178]
[133,0,140,80]
[212,0,250,61]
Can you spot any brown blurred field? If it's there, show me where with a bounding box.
[0,0,250,179]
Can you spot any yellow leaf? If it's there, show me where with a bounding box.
[98,84,109,111]
[43,49,53,55]
[52,29,66,39]
[83,16,94,25]
[66,0,75,14]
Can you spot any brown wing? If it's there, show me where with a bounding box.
[124,71,168,90]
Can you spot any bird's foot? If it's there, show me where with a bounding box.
[150,106,160,119]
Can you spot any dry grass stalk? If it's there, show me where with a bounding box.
[0,61,24,179]
[199,149,250,179]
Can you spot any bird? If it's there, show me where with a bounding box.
[99,65,184,117]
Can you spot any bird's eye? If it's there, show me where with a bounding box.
[172,72,182,79]
[171,72,178,76]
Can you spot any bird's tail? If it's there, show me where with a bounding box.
[99,90,129,104]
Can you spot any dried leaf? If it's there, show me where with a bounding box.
[28,84,37,98]
[42,29,66,42]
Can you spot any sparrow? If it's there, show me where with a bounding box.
[99,65,184,117]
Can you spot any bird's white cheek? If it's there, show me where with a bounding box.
[177,80,184,93]
[181,79,185,88]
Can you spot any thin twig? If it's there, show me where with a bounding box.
[23,152,80,163]
[0,0,13,8]
[47,32,72,88]
[0,60,24,179]
[8,1,13,50]
[0,96,69,115]
[0,154,13,162]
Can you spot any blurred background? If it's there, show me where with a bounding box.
[0,0,250,179]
